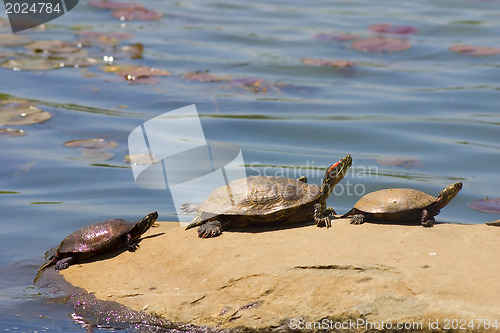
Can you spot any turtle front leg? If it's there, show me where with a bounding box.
[421,210,435,227]
[55,256,76,270]
[314,203,333,228]
[126,234,139,251]
[198,220,223,238]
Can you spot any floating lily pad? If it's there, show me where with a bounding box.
[89,0,144,10]
[449,45,500,56]
[25,40,77,54]
[119,66,171,79]
[184,72,231,82]
[352,37,411,53]
[101,64,170,78]
[124,153,159,165]
[0,100,52,125]
[75,31,135,48]
[1,57,60,71]
[81,149,115,161]
[368,23,418,35]
[111,8,162,21]
[0,128,26,136]
[469,198,500,213]
[0,34,31,47]
[376,157,425,169]
[118,43,144,59]
[232,78,286,94]
[76,31,135,40]
[63,138,118,149]
[312,33,359,41]
[302,58,355,68]
[124,77,161,85]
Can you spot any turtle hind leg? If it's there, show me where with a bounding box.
[323,207,337,215]
[421,210,434,227]
[198,220,223,238]
[314,203,333,228]
[350,214,365,225]
[55,256,76,270]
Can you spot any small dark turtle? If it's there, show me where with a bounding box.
[342,182,462,227]
[184,154,352,238]
[38,211,158,271]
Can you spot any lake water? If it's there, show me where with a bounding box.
[1,0,499,331]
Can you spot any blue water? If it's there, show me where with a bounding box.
[1,0,499,331]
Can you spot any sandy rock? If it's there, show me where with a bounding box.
[61,219,500,331]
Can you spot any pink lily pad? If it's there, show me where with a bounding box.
[124,77,160,85]
[0,99,51,125]
[352,37,411,53]
[111,8,162,21]
[302,58,355,68]
[449,45,500,56]
[312,33,359,41]
[469,198,500,213]
[376,157,425,169]
[25,40,78,54]
[184,72,231,82]
[0,128,26,136]
[119,66,171,79]
[63,138,118,149]
[89,0,144,10]
[99,65,172,81]
[368,23,418,35]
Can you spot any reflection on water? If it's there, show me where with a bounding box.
[1,0,499,331]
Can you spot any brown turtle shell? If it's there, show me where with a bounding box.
[353,188,436,214]
[58,219,136,255]
[193,176,322,223]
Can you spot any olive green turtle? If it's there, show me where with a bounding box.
[184,154,352,238]
[39,211,158,271]
[342,182,462,227]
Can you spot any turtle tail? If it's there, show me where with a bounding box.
[37,256,56,272]
[185,220,202,230]
[340,208,356,219]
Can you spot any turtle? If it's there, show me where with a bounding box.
[184,154,352,238]
[38,211,158,271]
[342,182,462,227]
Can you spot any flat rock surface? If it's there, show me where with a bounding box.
[61,220,500,331]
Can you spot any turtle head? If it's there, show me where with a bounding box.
[436,182,462,209]
[133,211,158,238]
[320,154,352,199]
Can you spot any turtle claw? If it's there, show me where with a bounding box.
[313,203,333,228]
[421,210,434,227]
[128,242,139,251]
[350,214,365,225]
[316,217,332,228]
[198,220,223,238]
[55,257,75,270]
